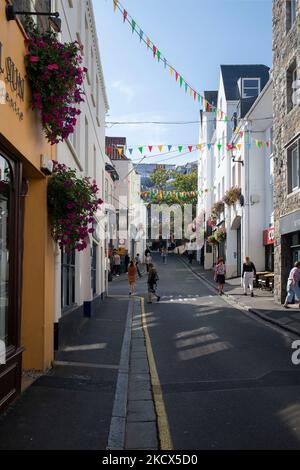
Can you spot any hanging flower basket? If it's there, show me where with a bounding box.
[215,227,227,243]
[207,217,217,228]
[211,200,225,219]
[48,162,103,251]
[24,19,86,145]
[207,235,218,245]
[223,187,241,206]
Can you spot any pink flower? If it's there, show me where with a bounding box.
[30,56,39,62]
[47,64,59,70]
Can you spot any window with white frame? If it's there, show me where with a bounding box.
[85,117,89,175]
[242,78,261,99]
[287,141,299,193]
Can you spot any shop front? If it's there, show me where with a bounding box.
[0,3,55,411]
[278,210,300,302]
[263,227,274,272]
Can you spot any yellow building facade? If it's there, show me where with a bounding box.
[0,0,55,411]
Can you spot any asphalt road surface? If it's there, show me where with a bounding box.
[110,253,300,449]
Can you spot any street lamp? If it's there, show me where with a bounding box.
[230,144,244,166]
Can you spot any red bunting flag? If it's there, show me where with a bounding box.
[194,91,197,101]
[153,45,157,58]
[240,131,244,138]
[148,146,153,152]
[188,146,193,152]
[123,9,127,22]
[175,71,179,82]
[227,144,232,151]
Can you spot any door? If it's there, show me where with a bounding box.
[237,227,241,276]
[0,149,23,412]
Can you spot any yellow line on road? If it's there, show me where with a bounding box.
[139,296,173,451]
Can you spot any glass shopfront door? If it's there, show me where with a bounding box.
[0,154,12,363]
[0,147,23,412]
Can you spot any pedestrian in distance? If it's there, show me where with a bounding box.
[147,263,161,303]
[188,250,194,264]
[127,260,137,296]
[113,252,121,276]
[283,261,300,308]
[161,247,167,264]
[135,253,142,278]
[146,253,152,272]
[242,256,256,297]
[124,251,130,273]
[214,257,226,295]
[145,247,151,258]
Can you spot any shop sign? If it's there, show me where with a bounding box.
[280,211,300,236]
[263,227,275,245]
[0,41,25,121]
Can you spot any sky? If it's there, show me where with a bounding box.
[92,0,272,166]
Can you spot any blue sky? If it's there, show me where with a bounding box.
[93,0,272,165]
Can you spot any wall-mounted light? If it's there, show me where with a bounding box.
[6,4,61,32]
[230,144,244,166]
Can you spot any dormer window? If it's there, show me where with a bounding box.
[242,78,261,98]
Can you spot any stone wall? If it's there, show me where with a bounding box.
[273,0,300,302]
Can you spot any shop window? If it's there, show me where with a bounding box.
[0,156,12,348]
[287,141,300,193]
[61,250,76,310]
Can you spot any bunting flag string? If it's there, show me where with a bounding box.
[140,187,216,202]
[106,139,272,159]
[112,0,225,117]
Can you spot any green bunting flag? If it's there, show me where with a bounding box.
[131,19,136,33]
[180,76,183,87]
[138,146,143,154]
[157,50,161,61]
[217,144,222,151]
[178,146,183,152]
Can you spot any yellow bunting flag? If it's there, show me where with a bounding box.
[147,37,151,49]
[237,144,241,151]
[118,148,123,157]
[169,66,173,77]
[113,0,117,12]
[197,144,202,151]
[158,145,163,152]
[190,87,193,97]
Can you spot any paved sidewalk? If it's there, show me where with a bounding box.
[0,296,130,450]
[181,256,300,337]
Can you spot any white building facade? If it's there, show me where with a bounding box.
[198,65,272,278]
[53,0,109,344]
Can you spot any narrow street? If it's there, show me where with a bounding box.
[112,253,300,449]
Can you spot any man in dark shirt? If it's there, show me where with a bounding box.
[242,257,256,297]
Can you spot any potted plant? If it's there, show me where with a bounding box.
[211,200,225,219]
[215,227,227,243]
[223,187,241,206]
[48,162,103,251]
[24,19,86,144]
[207,235,218,245]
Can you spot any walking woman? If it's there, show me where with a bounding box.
[283,261,300,308]
[242,256,256,297]
[214,258,226,295]
[127,260,137,296]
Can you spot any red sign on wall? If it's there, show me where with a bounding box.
[263,227,275,245]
